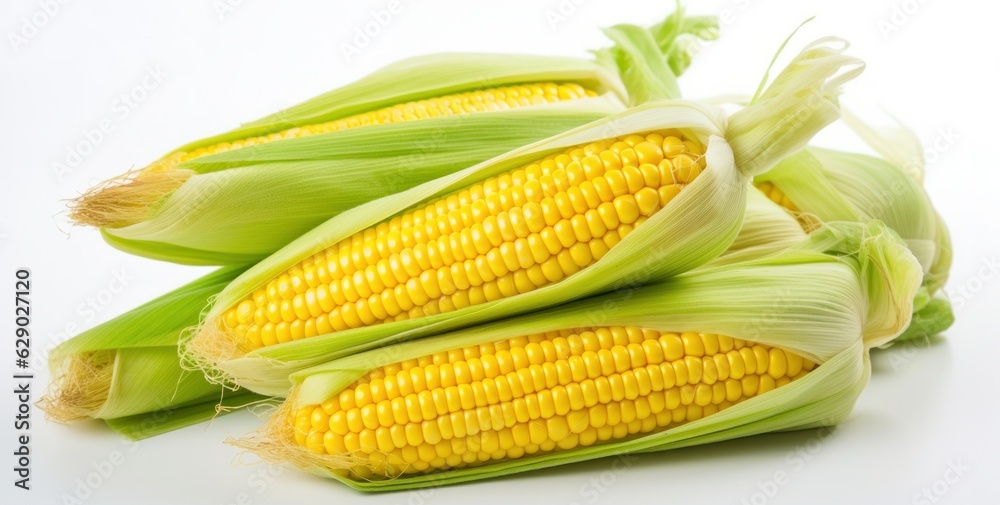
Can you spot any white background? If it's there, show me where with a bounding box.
[2,0,999,504]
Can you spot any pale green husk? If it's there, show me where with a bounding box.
[760,148,939,271]
[105,392,267,441]
[185,38,862,396]
[755,115,954,339]
[708,188,808,266]
[232,220,920,491]
[844,114,952,300]
[100,109,616,265]
[84,7,719,265]
[895,294,954,343]
[39,267,264,438]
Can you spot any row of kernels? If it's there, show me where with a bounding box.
[315,344,805,434]
[232,212,634,340]
[307,380,760,479]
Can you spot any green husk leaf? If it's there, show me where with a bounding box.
[758,146,944,292]
[100,230,265,266]
[708,186,808,266]
[171,54,625,155]
[600,24,683,103]
[892,294,954,343]
[748,17,814,105]
[232,220,918,491]
[755,135,952,343]
[39,267,246,423]
[811,148,938,268]
[593,1,720,81]
[925,210,952,294]
[841,108,925,183]
[728,38,864,176]
[106,391,267,441]
[838,111,952,292]
[755,150,865,223]
[179,4,720,153]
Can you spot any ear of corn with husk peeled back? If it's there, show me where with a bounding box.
[68,8,718,266]
[182,38,865,396]
[231,220,921,491]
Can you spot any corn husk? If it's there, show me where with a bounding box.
[755,115,953,340]
[38,267,266,439]
[232,220,921,491]
[70,9,718,266]
[184,38,864,395]
[707,187,809,266]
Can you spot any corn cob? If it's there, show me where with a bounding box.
[221,129,707,351]
[68,10,718,265]
[290,327,814,478]
[185,38,863,395]
[234,220,921,490]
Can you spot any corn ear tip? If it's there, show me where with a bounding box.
[67,167,195,229]
[228,391,380,481]
[857,221,923,348]
[178,292,245,390]
[36,350,116,423]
